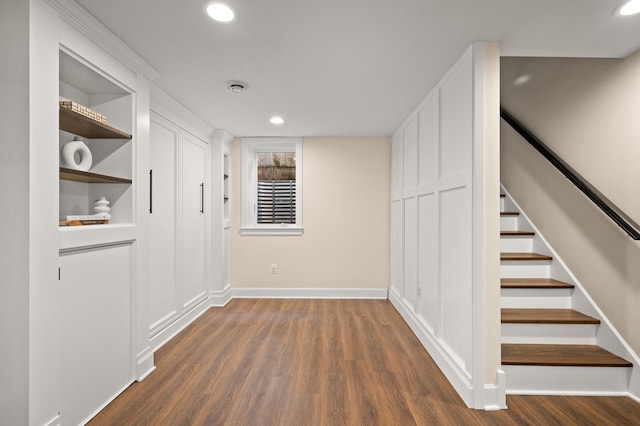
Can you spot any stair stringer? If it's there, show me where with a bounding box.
[501,186,640,401]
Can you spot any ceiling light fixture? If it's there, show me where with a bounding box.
[204,2,235,22]
[226,80,247,93]
[270,116,284,125]
[615,0,640,16]
[514,74,532,86]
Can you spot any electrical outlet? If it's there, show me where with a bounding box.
[271,264,278,274]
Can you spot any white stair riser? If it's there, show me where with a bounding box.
[503,365,631,394]
[501,261,550,278]
[500,216,519,231]
[501,323,598,345]
[499,187,636,397]
[501,288,572,308]
[500,237,533,252]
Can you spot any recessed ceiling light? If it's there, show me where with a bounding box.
[514,74,531,86]
[615,0,640,16]
[204,2,235,22]
[226,80,247,93]
[270,116,284,125]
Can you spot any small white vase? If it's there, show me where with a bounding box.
[61,138,93,171]
[93,196,111,219]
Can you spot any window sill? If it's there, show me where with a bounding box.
[239,226,304,236]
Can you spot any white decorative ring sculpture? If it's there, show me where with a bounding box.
[61,140,92,171]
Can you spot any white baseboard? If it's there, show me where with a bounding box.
[485,370,507,410]
[43,413,61,426]
[149,298,210,353]
[232,287,389,299]
[135,346,155,381]
[389,288,507,410]
[210,284,233,306]
[80,380,134,426]
[388,288,474,407]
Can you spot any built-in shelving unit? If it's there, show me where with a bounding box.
[59,50,134,225]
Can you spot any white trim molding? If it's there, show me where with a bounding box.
[45,0,160,80]
[232,287,389,299]
[210,285,233,307]
[149,298,210,353]
[389,288,505,410]
[135,347,156,382]
[240,137,303,235]
[389,288,473,405]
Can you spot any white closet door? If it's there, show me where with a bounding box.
[149,115,178,333]
[181,133,208,309]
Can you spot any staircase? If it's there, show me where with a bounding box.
[499,191,634,395]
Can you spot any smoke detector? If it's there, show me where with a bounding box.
[227,80,248,93]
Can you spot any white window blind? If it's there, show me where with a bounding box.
[257,180,296,224]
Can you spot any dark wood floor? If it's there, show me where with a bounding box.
[89,299,640,425]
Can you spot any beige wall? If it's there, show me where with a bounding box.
[501,53,640,355]
[231,137,390,290]
[501,53,640,224]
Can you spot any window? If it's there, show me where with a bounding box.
[241,138,302,235]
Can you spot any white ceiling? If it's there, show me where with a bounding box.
[75,0,640,137]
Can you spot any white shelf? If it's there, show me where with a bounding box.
[59,223,136,251]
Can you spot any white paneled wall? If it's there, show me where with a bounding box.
[389,43,503,410]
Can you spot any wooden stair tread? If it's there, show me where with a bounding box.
[502,308,599,324]
[502,344,632,367]
[501,211,519,216]
[501,231,535,236]
[501,252,552,261]
[501,278,574,289]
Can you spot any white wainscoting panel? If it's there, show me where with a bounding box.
[403,115,418,196]
[390,200,404,297]
[418,193,439,333]
[404,197,419,311]
[440,186,473,375]
[418,92,439,187]
[389,42,503,409]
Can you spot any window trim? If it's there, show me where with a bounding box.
[240,137,303,235]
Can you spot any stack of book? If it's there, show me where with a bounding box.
[59,101,107,124]
[59,215,109,226]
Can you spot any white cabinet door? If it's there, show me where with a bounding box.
[149,116,178,333]
[181,133,208,309]
[60,244,132,426]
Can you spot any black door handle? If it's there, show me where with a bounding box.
[149,169,153,214]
